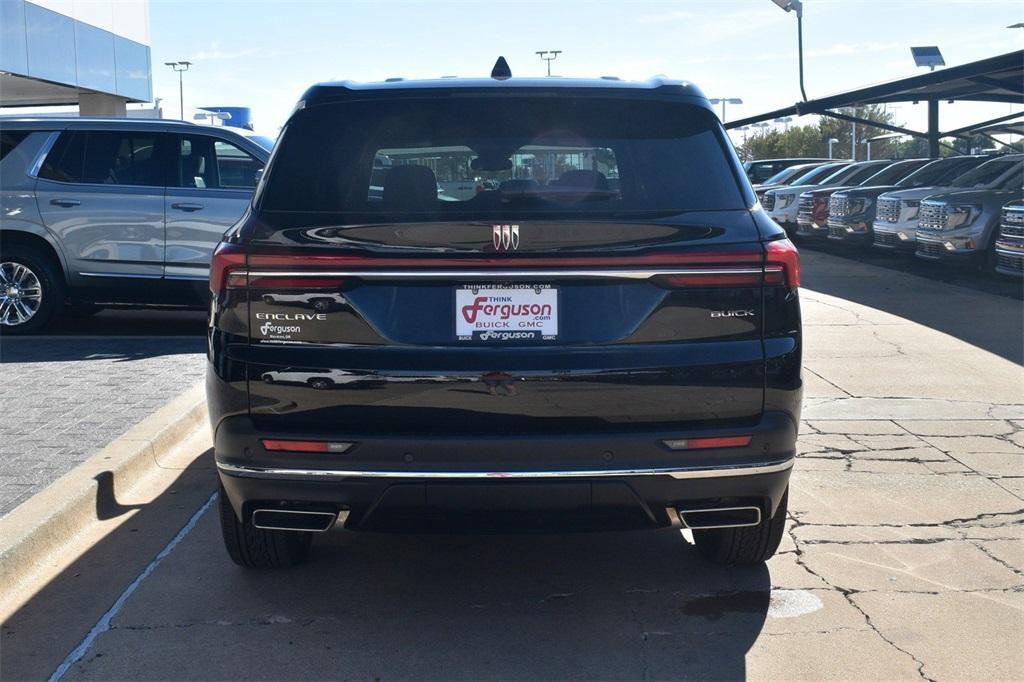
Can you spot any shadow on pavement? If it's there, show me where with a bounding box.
[800,245,1024,364]
[2,452,771,681]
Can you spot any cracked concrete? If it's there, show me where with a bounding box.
[2,251,1022,681]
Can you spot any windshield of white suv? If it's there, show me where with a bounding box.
[259,97,747,222]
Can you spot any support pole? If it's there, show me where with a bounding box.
[927,99,940,159]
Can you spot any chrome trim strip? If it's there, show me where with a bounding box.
[251,509,338,532]
[995,247,1024,257]
[242,267,778,281]
[677,505,762,530]
[79,272,163,279]
[27,132,60,179]
[216,458,794,481]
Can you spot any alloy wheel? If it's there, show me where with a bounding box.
[0,261,43,327]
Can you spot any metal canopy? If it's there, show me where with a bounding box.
[726,50,1024,158]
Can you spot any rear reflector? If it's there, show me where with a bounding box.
[262,439,353,453]
[661,435,752,451]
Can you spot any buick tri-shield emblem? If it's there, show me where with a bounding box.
[492,224,520,251]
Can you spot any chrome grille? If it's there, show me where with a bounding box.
[762,193,776,211]
[996,252,1024,273]
[999,206,1024,240]
[876,197,901,223]
[918,202,948,231]
[797,195,815,223]
[873,231,898,248]
[916,240,944,258]
[829,196,849,218]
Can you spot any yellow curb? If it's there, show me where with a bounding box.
[0,381,208,595]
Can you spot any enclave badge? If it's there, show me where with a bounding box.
[492,224,520,251]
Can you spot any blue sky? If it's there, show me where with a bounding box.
[149,0,1023,139]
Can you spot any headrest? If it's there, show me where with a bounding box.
[382,165,438,211]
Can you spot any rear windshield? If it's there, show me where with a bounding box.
[258,97,746,223]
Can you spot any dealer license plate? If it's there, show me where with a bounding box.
[455,285,558,341]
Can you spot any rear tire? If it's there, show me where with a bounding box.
[0,245,65,335]
[693,487,789,565]
[218,484,313,568]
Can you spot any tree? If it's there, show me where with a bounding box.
[738,105,909,161]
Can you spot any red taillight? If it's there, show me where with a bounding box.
[247,276,348,290]
[656,272,764,288]
[210,242,246,295]
[765,238,800,289]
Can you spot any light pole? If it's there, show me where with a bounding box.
[709,97,742,123]
[827,137,839,159]
[774,116,793,131]
[535,50,562,76]
[164,61,192,120]
[769,0,807,101]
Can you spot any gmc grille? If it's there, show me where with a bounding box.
[876,198,901,223]
[996,251,1024,273]
[829,196,849,218]
[917,240,944,258]
[999,207,1024,240]
[873,231,898,248]
[918,202,948,231]
[797,196,815,223]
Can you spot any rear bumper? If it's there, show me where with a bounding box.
[215,412,797,531]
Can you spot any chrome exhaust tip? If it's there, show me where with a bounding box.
[251,509,339,532]
[676,506,761,530]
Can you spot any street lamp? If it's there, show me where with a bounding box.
[827,137,839,159]
[535,50,562,76]
[164,61,192,120]
[774,116,793,131]
[769,0,806,101]
[709,97,742,122]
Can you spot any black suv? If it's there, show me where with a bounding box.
[208,64,802,568]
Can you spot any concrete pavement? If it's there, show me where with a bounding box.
[1,248,1022,681]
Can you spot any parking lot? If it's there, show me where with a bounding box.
[0,246,1020,681]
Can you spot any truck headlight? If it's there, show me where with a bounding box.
[903,200,920,221]
[946,204,983,229]
[850,197,872,214]
[777,194,794,209]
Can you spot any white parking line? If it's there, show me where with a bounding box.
[48,492,218,682]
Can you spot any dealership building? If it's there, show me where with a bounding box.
[0,0,151,116]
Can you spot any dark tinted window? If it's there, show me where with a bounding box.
[260,97,746,223]
[792,163,845,185]
[173,135,262,189]
[822,162,889,186]
[39,131,160,185]
[897,158,978,188]
[0,130,30,161]
[863,160,927,186]
[952,159,1019,188]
